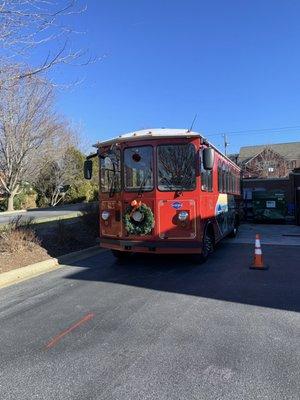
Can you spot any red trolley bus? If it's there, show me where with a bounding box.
[84,129,241,260]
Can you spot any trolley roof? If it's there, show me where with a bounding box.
[94,128,240,169]
[95,128,199,146]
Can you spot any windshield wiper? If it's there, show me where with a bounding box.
[109,173,117,197]
[137,169,152,197]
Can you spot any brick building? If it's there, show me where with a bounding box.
[237,142,300,179]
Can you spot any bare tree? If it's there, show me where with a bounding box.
[0,69,71,210]
[35,159,69,207]
[0,0,94,81]
[34,146,83,207]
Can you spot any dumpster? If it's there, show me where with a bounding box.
[253,190,287,222]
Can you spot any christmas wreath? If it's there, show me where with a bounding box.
[124,200,154,235]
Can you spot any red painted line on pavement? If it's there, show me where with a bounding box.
[45,312,95,350]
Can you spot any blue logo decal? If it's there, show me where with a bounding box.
[172,201,182,209]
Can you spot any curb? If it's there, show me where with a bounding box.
[0,258,59,289]
[32,212,85,225]
[0,201,98,217]
[0,209,27,216]
[0,246,107,289]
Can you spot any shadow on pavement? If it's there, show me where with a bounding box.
[63,242,300,313]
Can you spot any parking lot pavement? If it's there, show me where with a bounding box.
[226,223,300,245]
[0,241,299,400]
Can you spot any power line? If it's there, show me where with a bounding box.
[206,125,300,138]
[224,125,300,134]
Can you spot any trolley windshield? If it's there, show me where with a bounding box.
[124,146,154,191]
[157,143,196,191]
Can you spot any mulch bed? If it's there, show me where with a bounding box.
[0,245,50,274]
[0,238,98,274]
[0,215,99,274]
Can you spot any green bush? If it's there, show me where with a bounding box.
[13,186,37,210]
[34,147,99,207]
[0,186,37,211]
[35,194,50,208]
[63,153,99,204]
[65,181,91,203]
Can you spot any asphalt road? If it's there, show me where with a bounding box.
[0,242,299,400]
[0,202,96,226]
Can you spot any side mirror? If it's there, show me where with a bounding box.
[203,147,214,170]
[84,159,93,180]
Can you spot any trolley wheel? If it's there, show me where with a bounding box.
[228,225,238,238]
[228,218,239,238]
[111,249,132,261]
[195,228,214,263]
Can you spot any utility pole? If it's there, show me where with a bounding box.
[222,133,229,155]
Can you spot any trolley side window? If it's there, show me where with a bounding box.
[218,162,223,192]
[124,146,154,191]
[201,150,213,192]
[157,144,196,191]
[100,149,121,193]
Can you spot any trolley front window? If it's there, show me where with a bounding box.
[157,144,196,191]
[124,146,154,191]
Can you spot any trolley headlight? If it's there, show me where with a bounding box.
[101,210,110,220]
[132,210,144,222]
[178,211,189,221]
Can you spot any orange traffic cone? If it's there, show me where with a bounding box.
[250,234,268,270]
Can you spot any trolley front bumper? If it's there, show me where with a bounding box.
[100,238,202,254]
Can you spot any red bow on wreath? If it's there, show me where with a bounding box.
[130,199,142,217]
[131,199,142,208]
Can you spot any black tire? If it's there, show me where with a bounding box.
[194,227,214,264]
[228,218,239,238]
[111,249,132,261]
[228,225,238,238]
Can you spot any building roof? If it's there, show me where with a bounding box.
[238,142,300,163]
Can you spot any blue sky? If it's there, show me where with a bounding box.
[48,1,300,153]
